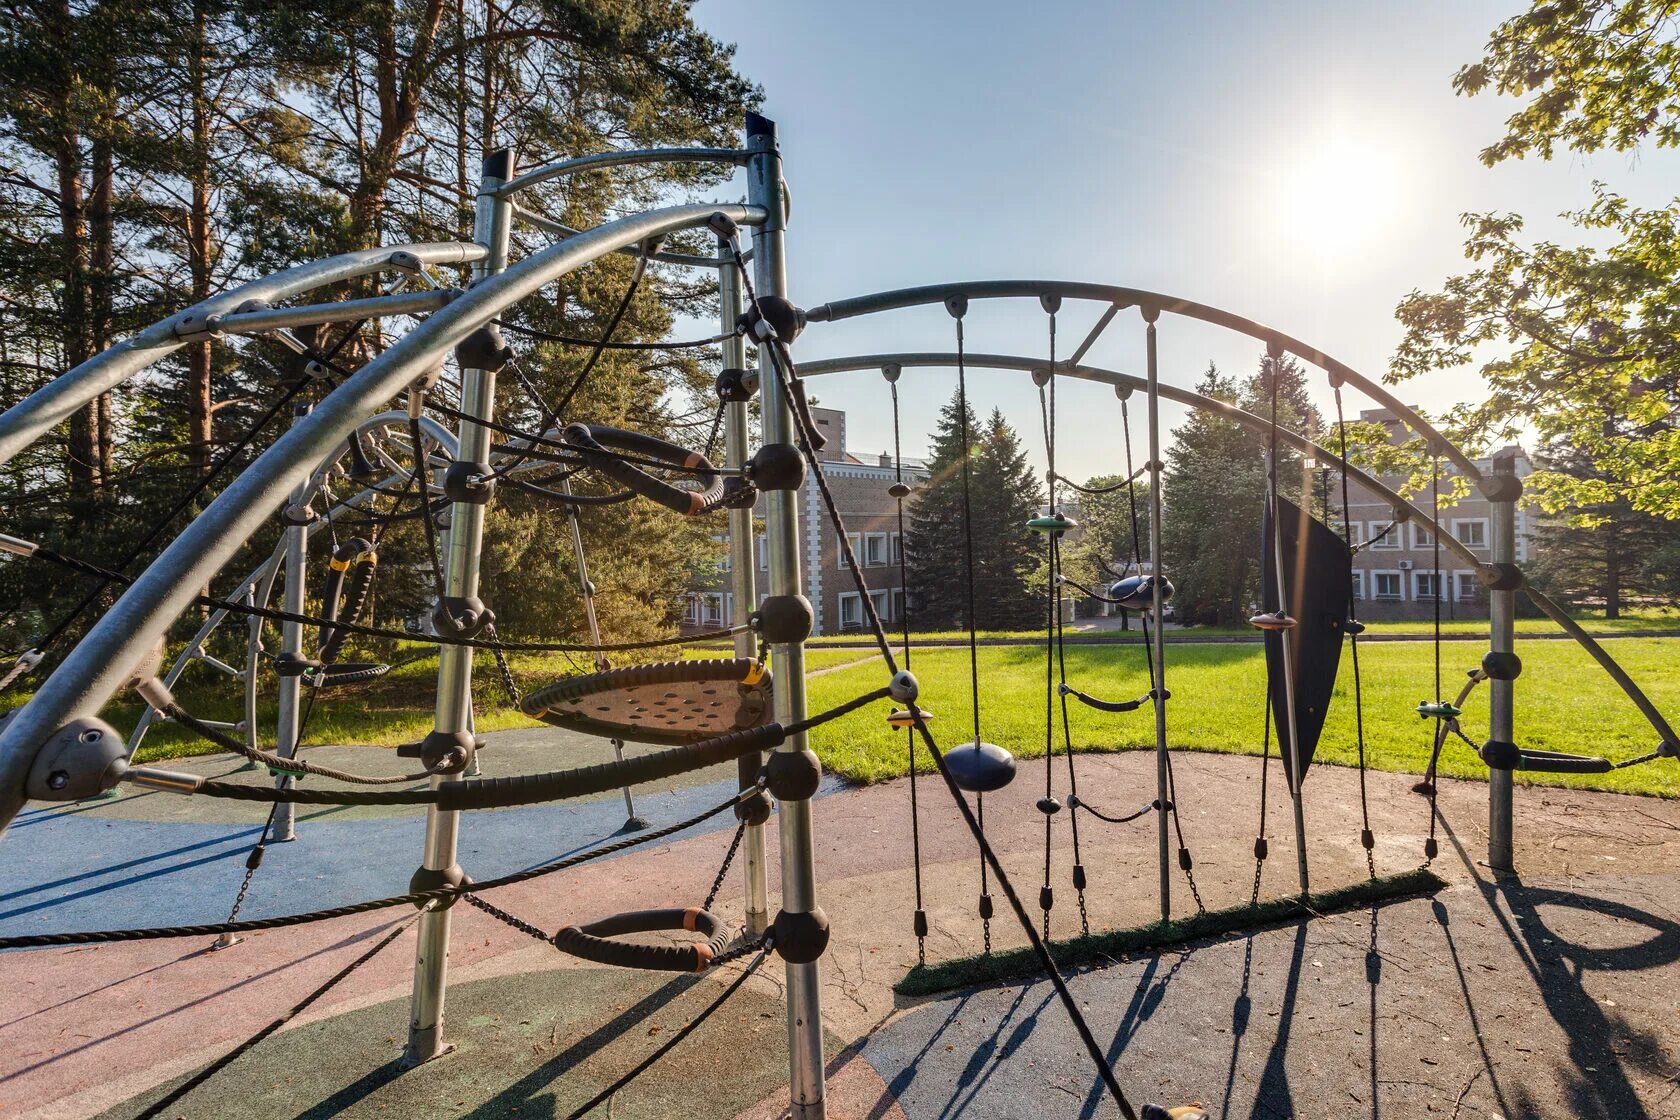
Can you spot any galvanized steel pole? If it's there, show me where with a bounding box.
[405,149,514,1065]
[269,403,312,843]
[720,240,770,936]
[747,112,827,1119]
[1485,454,1519,873]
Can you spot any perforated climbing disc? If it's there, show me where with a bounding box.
[519,658,773,746]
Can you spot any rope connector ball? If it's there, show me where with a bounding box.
[443,461,496,505]
[751,594,813,645]
[408,863,471,910]
[771,907,830,964]
[747,443,805,491]
[887,670,919,703]
[739,295,805,344]
[454,324,514,373]
[765,747,822,802]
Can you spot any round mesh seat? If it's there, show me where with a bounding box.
[519,658,772,746]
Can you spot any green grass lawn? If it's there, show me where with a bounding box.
[0,642,881,764]
[8,630,1675,800]
[803,638,1680,796]
[788,606,1680,644]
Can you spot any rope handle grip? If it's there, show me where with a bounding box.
[435,723,785,811]
[562,423,723,516]
[554,907,729,972]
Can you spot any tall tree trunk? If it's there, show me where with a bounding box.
[1604,525,1622,619]
[186,0,214,474]
[454,0,470,242]
[50,0,97,499]
[90,112,116,485]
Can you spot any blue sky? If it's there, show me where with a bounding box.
[694,0,1680,480]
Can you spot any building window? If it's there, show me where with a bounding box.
[1413,571,1443,601]
[683,596,700,624]
[892,587,906,621]
[1366,522,1402,550]
[700,592,724,626]
[891,532,903,563]
[1373,571,1403,600]
[840,532,861,568]
[1350,571,1365,601]
[1453,519,1489,549]
[1455,571,1481,602]
[864,532,889,567]
[870,588,891,620]
[1409,523,1435,550]
[837,592,863,630]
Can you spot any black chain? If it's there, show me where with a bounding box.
[464,892,551,943]
[704,821,747,913]
[221,804,279,931]
[0,785,760,949]
[483,622,523,706]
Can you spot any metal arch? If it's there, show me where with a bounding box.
[803,281,1479,479]
[0,241,485,469]
[0,200,765,836]
[796,352,1679,752]
[492,147,749,200]
[511,205,747,269]
[123,410,461,760]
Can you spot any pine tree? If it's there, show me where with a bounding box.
[906,396,1044,631]
[1060,472,1143,619]
[1159,354,1322,626]
[1161,365,1264,625]
[1526,434,1680,617]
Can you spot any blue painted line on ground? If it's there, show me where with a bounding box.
[0,775,844,940]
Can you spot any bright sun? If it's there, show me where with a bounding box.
[1273,137,1402,258]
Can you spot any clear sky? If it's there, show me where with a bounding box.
[693,0,1680,481]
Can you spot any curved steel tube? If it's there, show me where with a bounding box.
[512,204,746,269]
[798,352,1679,752]
[493,147,748,200]
[0,242,485,468]
[0,202,764,836]
[804,281,1480,478]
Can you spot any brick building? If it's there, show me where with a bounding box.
[1336,408,1534,622]
[685,407,929,636]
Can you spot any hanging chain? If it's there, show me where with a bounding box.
[482,622,523,707]
[704,822,747,913]
[219,803,279,938]
[464,892,553,944]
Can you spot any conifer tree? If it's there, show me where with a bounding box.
[906,395,1044,630]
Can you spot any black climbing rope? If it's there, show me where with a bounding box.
[1332,380,1378,877]
[886,366,930,966]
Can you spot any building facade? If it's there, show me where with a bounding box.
[1337,409,1534,622]
[684,406,930,636]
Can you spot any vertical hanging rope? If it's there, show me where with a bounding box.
[887,369,928,966]
[1039,306,1059,939]
[1425,448,1443,864]
[948,299,991,953]
[1333,380,1378,878]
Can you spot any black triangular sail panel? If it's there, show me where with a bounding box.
[1261,496,1351,790]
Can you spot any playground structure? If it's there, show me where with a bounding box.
[0,112,1675,1120]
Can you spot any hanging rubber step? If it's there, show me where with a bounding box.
[1058,683,1159,713]
[1027,514,1077,535]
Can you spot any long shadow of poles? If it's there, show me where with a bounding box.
[1435,813,1680,1118]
